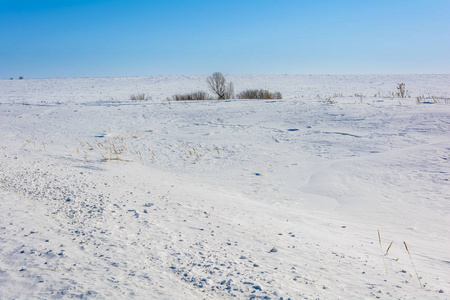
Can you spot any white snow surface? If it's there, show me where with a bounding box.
[0,74,449,299]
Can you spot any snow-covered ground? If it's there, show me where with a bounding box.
[0,74,449,299]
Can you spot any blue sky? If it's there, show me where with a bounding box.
[1,0,449,78]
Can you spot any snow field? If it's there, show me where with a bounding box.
[0,74,449,299]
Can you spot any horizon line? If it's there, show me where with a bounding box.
[2,73,450,80]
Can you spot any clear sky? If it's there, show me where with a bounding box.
[1,0,449,78]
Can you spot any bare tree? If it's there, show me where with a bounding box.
[207,72,234,100]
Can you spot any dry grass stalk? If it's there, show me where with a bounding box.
[378,229,388,274]
[403,241,423,289]
[385,241,393,255]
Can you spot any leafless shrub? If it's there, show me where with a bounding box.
[207,72,234,100]
[237,89,282,100]
[130,93,149,101]
[396,83,409,98]
[172,91,213,101]
[416,95,424,105]
[416,94,450,104]
[354,93,363,103]
[272,91,282,99]
[325,97,337,104]
[428,95,450,104]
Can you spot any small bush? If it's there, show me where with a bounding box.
[19,76,24,80]
[325,97,337,104]
[237,89,282,99]
[396,83,409,98]
[172,91,213,101]
[130,93,149,101]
